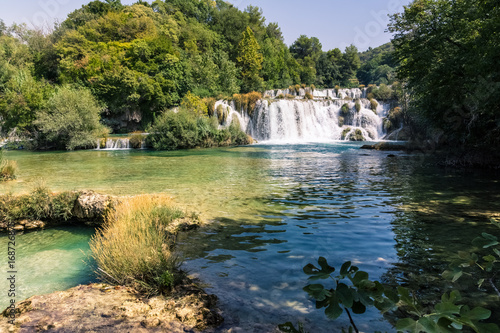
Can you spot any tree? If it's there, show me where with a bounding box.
[237,26,264,92]
[34,86,109,150]
[389,0,500,149]
[340,44,361,87]
[290,35,322,63]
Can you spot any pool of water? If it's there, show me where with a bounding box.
[1,143,499,332]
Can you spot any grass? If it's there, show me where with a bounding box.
[0,150,17,181]
[90,194,199,295]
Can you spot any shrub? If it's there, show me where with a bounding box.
[338,116,345,127]
[246,91,262,116]
[301,83,306,89]
[34,86,110,150]
[181,92,208,117]
[304,92,313,100]
[90,194,198,295]
[355,100,361,112]
[294,84,301,94]
[129,134,143,149]
[0,150,16,181]
[276,93,285,99]
[0,185,79,222]
[370,98,378,113]
[367,92,375,100]
[341,103,350,116]
[146,110,199,150]
[286,94,295,99]
[310,84,316,91]
[351,129,365,141]
[204,97,216,117]
[373,83,393,101]
[341,127,351,140]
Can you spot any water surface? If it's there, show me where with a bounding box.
[1,143,499,332]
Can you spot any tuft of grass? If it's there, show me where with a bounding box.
[129,134,144,149]
[0,150,17,181]
[304,92,313,100]
[90,194,198,295]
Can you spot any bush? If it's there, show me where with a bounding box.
[341,103,350,116]
[90,194,198,295]
[129,134,144,149]
[351,129,365,141]
[0,150,16,181]
[341,127,351,140]
[338,116,345,127]
[34,86,109,150]
[146,110,199,150]
[180,92,208,117]
[0,185,79,222]
[370,98,378,113]
[310,84,316,91]
[304,92,313,100]
[276,93,285,99]
[355,100,361,112]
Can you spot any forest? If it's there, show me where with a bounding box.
[0,0,395,150]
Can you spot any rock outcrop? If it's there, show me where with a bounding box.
[1,280,223,333]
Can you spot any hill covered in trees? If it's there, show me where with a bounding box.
[0,0,392,144]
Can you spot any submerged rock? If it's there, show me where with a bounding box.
[1,280,223,333]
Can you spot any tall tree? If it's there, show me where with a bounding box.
[237,26,264,92]
[389,0,500,148]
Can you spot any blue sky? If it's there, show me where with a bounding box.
[0,0,412,51]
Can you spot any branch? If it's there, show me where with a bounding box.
[344,308,359,333]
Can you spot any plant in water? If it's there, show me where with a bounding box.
[90,195,196,295]
[341,103,350,116]
[0,149,17,181]
[305,92,313,100]
[355,100,361,112]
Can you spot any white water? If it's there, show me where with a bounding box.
[223,88,391,143]
[95,138,131,150]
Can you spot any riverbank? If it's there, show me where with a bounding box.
[0,279,223,332]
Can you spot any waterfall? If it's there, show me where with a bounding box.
[230,88,393,143]
[96,138,131,150]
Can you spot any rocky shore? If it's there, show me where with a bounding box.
[1,278,223,333]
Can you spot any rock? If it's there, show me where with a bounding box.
[24,221,45,230]
[0,281,223,333]
[72,191,115,222]
[361,142,409,151]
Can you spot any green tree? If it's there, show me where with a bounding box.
[237,26,264,92]
[389,0,500,149]
[340,44,361,87]
[34,86,109,150]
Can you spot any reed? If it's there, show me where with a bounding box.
[90,194,197,295]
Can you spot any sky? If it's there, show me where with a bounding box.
[0,0,413,52]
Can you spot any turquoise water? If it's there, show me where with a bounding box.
[1,143,499,332]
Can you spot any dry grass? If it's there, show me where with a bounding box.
[90,194,198,295]
[0,160,17,180]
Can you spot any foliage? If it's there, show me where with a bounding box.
[0,186,79,222]
[304,92,313,100]
[90,194,197,295]
[357,43,396,85]
[389,0,500,149]
[370,99,378,113]
[128,133,144,149]
[34,86,109,150]
[146,109,251,150]
[237,26,264,93]
[341,103,350,116]
[297,256,500,333]
[355,100,361,112]
[181,91,208,117]
[0,150,16,181]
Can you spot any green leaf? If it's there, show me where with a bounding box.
[303,263,319,275]
[324,300,343,320]
[384,287,400,303]
[483,255,496,262]
[351,271,369,285]
[340,261,351,276]
[472,235,499,249]
[318,257,335,273]
[336,283,354,308]
[396,318,421,332]
[303,284,330,301]
[474,322,500,333]
[464,306,491,321]
[351,300,366,314]
[435,301,461,316]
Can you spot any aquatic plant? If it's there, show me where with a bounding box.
[370,98,378,113]
[341,103,350,116]
[355,100,361,112]
[129,133,144,149]
[90,194,199,295]
[0,150,16,180]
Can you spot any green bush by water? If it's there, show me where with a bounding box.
[146,110,251,150]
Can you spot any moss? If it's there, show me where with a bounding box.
[341,103,350,116]
[338,116,345,127]
[355,100,361,112]
[350,129,365,141]
[341,127,351,140]
[370,98,378,113]
[276,93,285,99]
[384,119,393,131]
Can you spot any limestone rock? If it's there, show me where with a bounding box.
[72,191,115,222]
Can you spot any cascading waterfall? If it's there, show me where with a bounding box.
[220,88,394,143]
[96,138,131,150]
